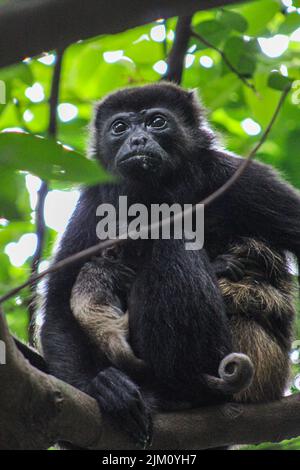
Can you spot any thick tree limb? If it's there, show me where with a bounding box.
[0,308,102,449]
[0,308,299,449]
[0,0,247,68]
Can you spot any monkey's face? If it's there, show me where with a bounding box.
[101,108,186,180]
[92,83,211,183]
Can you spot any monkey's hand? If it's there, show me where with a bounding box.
[89,367,152,449]
[213,253,264,282]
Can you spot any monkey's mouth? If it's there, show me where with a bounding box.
[117,153,162,172]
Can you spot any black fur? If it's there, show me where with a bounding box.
[39,83,299,447]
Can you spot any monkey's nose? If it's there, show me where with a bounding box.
[130,134,147,148]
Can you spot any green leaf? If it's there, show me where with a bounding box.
[0,169,28,219]
[0,132,111,184]
[268,71,292,91]
[193,20,229,49]
[96,25,150,52]
[0,221,33,247]
[211,108,246,136]
[126,40,162,65]
[200,73,240,110]
[6,308,30,342]
[234,0,280,35]
[58,118,89,154]
[218,10,248,33]
[244,72,282,127]
[282,128,300,189]
[21,103,49,135]
[245,437,300,451]
[0,63,33,87]
[223,37,257,76]
[279,12,300,35]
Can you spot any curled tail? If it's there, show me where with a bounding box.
[204,353,254,395]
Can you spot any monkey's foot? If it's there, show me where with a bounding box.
[90,367,152,449]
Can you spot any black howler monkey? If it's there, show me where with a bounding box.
[39,83,297,448]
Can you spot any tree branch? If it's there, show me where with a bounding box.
[201,83,290,206]
[0,0,247,69]
[28,49,64,321]
[0,307,299,449]
[48,49,65,138]
[191,30,256,92]
[163,16,193,84]
[0,307,103,450]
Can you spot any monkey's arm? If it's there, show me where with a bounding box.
[212,153,300,260]
[244,161,300,257]
[70,257,146,377]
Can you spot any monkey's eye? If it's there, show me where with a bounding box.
[147,115,167,129]
[111,120,129,135]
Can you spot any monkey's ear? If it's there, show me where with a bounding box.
[186,88,206,120]
[187,89,197,100]
[187,88,202,103]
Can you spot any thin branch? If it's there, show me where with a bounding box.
[1,307,300,450]
[48,49,65,138]
[0,85,290,306]
[28,49,65,321]
[0,0,246,69]
[162,19,168,58]
[191,30,256,93]
[31,49,65,273]
[201,84,290,206]
[163,16,193,84]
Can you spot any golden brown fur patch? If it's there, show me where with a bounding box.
[218,238,296,403]
[70,292,145,375]
[219,278,294,318]
[230,316,290,402]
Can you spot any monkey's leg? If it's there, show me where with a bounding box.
[70,257,152,448]
[71,258,146,377]
[214,238,295,402]
[41,261,151,448]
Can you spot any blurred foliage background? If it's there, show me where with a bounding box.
[0,0,300,450]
